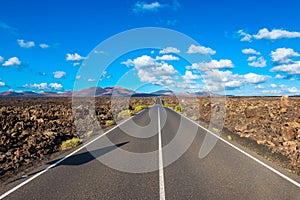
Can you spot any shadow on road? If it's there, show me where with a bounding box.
[49,141,129,166]
[7,141,129,184]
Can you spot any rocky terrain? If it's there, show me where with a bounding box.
[0,97,154,179]
[162,96,300,172]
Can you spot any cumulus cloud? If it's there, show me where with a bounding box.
[133,1,164,13]
[270,84,277,88]
[121,55,177,86]
[253,28,300,40]
[23,82,63,90]
[17,39,35,48]
[280,84,299,93]
[159,47,180,54]
[0,81,5,87]
[53,71,66,79]
[275,74,284,79]
[182,71,201,84]
[248,56,267,68]
[201,70,270,92]
[49,83,63,90]
[187,59,234,71]
[270,48,300,64]
[270,61,300,75]
[242,48,261,55]
[39,43,49,49]
[224,80,243,89]
[255,85,264,89]
[187,44,216,55]
[73,62,80,67]
[243,73,270,84]
[237,30,252,42]
[156,55,179,61]
[2,57,21,66]
[66,53,85,61]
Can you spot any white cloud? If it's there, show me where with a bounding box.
[248,56,267,68]
[202,70,270,91]
[187,59,234,71]
[270,61,300,75]
[275,74,284,79]
[201,70,241,91]
[270,84,277,88]
[87,78,96,82]
[187,44,216,55]
[23,82,48,90]
[280,84,299,93]
[243,73,270,84]
[49,83,63,90]
[156,55,179,61]
[39,43,49,48]
[253,28,300,40]
[159,47,180,54]
[0,81,5,87]
[237,30,252,42]
[247,56,257,62]
[0,56,3,63]
[133,1,164,13]
[17,39,35,48]
[73,62,80,67]
[182,71,201,83]
[242,48,261,55]
[53,71,66,79]
[23,82,63,91]
[2,57,21,66]
[255,85,264,89]
[121,55,177,86]
[225,80,243,89]
[66,53,85,61]
[270,48,300,64]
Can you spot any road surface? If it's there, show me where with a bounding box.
[1,98,300,199]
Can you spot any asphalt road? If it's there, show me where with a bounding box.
[1,98,300,199]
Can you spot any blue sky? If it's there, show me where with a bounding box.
[1,0,300,95]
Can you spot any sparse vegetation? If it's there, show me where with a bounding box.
[163,103,173,109]
[191,116,198,121]
[117,109,133,119]
[61,137,83,150]
[175,105,182,112]
[84,130,93,137]
[133,103,147,113]
[212,127,220,133]
[227,135,233,141]
[105,120,116,126]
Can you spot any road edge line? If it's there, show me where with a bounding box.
[0,115,136,199]
[173,109,300,189]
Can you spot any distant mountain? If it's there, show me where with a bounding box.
[0,86,215,98]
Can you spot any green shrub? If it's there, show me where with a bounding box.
[191,116,198,121]
[227,135,233,141]
[175,105,182,112]
[134,104,147,113]
[164,103,173,109]
[105,120,116,126]
[84,130,93,137]
[61,137,82,150]
[212,127,220,133]
[117,109,132,119]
